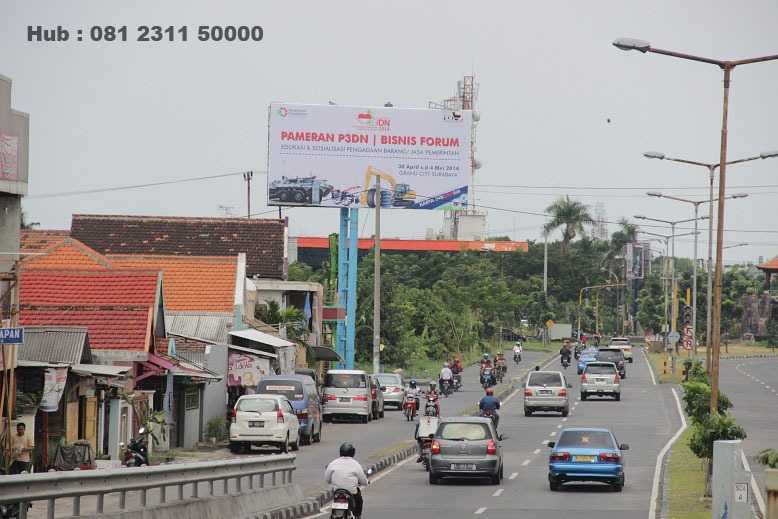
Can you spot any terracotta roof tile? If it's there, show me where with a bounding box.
[19,270,159,351]
[757,255,778,271]
[109,255,237,312]
[20,230,71,251]
[20,238,112,271]
[71,214,285,279]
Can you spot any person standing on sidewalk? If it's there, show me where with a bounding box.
[10,422,33,474]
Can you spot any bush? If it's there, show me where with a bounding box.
[688,413,747,461]
[206,417,226,441]
[681,381,732,424]
[757,448,778,469]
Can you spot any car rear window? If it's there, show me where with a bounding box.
[597,350,624,362]
[586,364,617,375]
[376,374,401,386]
[528,372,563,387]
[325,373,367,389]
[256,380,305,400]
[237,398,277,413]
[438,422,491,441]
[557,430,615,449]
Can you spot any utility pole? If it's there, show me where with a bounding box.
[372,177,381,374]
[543,233,548,297]
[243,171,253,218]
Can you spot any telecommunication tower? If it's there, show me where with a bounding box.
[593,202,608,241]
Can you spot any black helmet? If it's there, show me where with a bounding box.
[339,442,355,458]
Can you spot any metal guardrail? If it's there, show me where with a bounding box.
[0,454,296,519]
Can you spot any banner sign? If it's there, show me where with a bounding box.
[40,367,68,412]
[267,103,471,209]
[626,243,644,280]
[227,351,269,387]
[0,133,19,181]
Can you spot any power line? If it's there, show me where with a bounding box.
[28,170,264,199]
[477,183,778,190]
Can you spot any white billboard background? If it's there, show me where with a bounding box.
[267,103,471,209]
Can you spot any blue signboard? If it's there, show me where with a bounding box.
[0,327,24,344]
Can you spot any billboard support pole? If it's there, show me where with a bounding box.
[373,178,381,374]
[345,208,359,369]
[336,209,349,368]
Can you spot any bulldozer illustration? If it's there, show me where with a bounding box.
[359,166,417,208]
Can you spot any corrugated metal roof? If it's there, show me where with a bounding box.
[165,311,232,344]
[20,326,91,364]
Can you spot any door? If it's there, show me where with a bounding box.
[65,401,79,443]
[83,396,98,452]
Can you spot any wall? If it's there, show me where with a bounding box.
[201,344,228,440]
[0,76,28,273]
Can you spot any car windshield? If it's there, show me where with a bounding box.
[237,398,277,413]
[325,373,367,389]
[580,354,596,361]
[256,380,305,400]
[438,422,491,441]
[598,351,623,362]
[376,374,401,386]
[586,364,617,375]
[556,430,615,449]
[528,372,563,387]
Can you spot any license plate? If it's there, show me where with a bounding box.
[451,463,477,471]
[249,421,264,428]
[538,389,552,395]
[339,397,351,402]
[595,379,606,385]
[575,455,595,462]
[331,502,349,510]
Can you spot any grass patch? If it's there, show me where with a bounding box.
[646,351,687,384]
[666,427,710,519]
[699,342,778,358]
[521,340,555,352]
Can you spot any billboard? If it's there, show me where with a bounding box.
[267,103,471,209]
[625,242,645,280]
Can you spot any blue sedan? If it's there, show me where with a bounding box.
[547,427,629,491]
[577,353,597,374]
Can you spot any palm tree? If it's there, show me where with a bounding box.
[543,196,593,254]
[603,218,638,267]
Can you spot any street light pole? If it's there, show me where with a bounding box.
[615,37,778,414]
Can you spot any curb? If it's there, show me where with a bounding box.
[721,353,778,360]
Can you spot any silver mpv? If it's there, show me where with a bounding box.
[523,370,571,416]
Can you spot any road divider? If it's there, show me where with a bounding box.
[649,387,687,519]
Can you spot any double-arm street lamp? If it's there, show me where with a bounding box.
[613,38,778,413]
[643,151,776,366]
[645,192,748,358]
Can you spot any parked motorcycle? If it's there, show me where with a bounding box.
[122,427,149,467]
[403,395,418,422]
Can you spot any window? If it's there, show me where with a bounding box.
[438,422,491,441]
[597,350,624,362]
[256,380,305,400]
[237,398,277,413]
[528,372,563,387]
[324,373,367,389]
[585,364,617,375]
[376,374,401,386]
[184,389,200,411]
[556,430,615,449]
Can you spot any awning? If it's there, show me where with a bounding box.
[228,344,277,358]
[18,360,67,368]
[71,364,131,378]
[136,353,222,383]
[229,329,295,348]
[310,346,343,363]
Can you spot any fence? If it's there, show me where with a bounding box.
[0,454,296,519]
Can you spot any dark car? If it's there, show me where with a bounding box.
[256,375,322,445]
[548,427,629,492]
[429,417,504,485]
[596,348,626,379]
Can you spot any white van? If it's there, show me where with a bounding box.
[322,369,373,423]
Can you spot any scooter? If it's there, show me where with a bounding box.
[440,379,452,397]
[452,373,462,392]
[424,393,440,417]
[403,395,418,422]
[122,427,149,467]
[513,351,522,364]
[330,469,373,518]
[479,408,500,430]
[480,368,496,389]
[561,356,571,370]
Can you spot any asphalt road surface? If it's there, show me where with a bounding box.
[311,351,681,519]
[293,350,550,495]
[720,356,778,504]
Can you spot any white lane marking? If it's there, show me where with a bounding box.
[509,472,518,480]
[521,459,531,466]
[741,449,766,516]
[549,431,556,437]
[542,440,550,445]
[648,388,687,519]
[533,448,541,455]
[492,488,504,497]
[557,424,562,429]
[643,348,657,386]
[474,507,487,515]
[562,418,568,422]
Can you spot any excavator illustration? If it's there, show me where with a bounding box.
[358,166,417,208]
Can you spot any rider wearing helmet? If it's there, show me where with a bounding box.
[325,443,368,519]
[478,387,501,428]
[407,379,420,411]
[439,363,453,393]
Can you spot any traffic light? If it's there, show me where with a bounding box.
[682,305,693,327]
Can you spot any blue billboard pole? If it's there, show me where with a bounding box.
[336,208,349,368]
[345,208,359,369]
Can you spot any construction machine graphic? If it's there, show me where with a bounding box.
[268,175,334,205]
[359,166,417,208]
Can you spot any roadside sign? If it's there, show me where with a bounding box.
[734,482,748,503]
[667,331,680,344]
[682,325,693,351]
[546,320,555,329]
[0,327,23,344]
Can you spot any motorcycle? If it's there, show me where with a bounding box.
[122,427,149,467]
[513,351,522,364]
[452,373,462,392]
[479,408,499,430]
[424,393,440,417]
[403,394,418,422]
[421,436,433,471]
[330,469,373,519]
[440,379,452,397]
[561,356,571,370]
[480,368,496,389]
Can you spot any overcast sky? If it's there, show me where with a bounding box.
[2,0,777,263]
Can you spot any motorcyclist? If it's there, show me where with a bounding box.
[407,379,421,413]
[560,339,573,366]
[425,382,440,416]
[325,443,368,519]
[513,341,523,356]
[452,357,463,375]
[439,363,453,393]
[479,387,501,429]
[480,353,492,372]
[414,414,440,463]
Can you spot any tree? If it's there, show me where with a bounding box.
[681,381,732,423]
[757,448,778,469]
[688,413,747,496]
[543,196,593,254]
[21,211,39,230]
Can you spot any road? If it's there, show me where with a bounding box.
[312,351,680,519]
[293,350,550,495]
[720,356,778,504]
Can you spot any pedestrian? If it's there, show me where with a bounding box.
[10,422,33,474]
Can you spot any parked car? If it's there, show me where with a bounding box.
[229,394,300,454]
[376,373,405,409]
[368,374,386,419]
[580,362,621,401]
[577,351,598,375]
[547,427,629,491]
[596,348,626,379]
[322,369,373,423]
[523,370,571,417]
[256,374,322,445]
[608,337,634,363]
[428,416,504,485]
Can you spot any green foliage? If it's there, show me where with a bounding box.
[756,448,778,469]
[119,390,167,446]
[767,314,778,350]
[543,196,593,254]
[288,261,324,283]
[681,381,732,424]
[688,413,746,461]
[686,360,708,384]
[206,417,226,440]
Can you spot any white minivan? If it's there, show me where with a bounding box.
[229,394,300,453]
[322,369,373,423]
